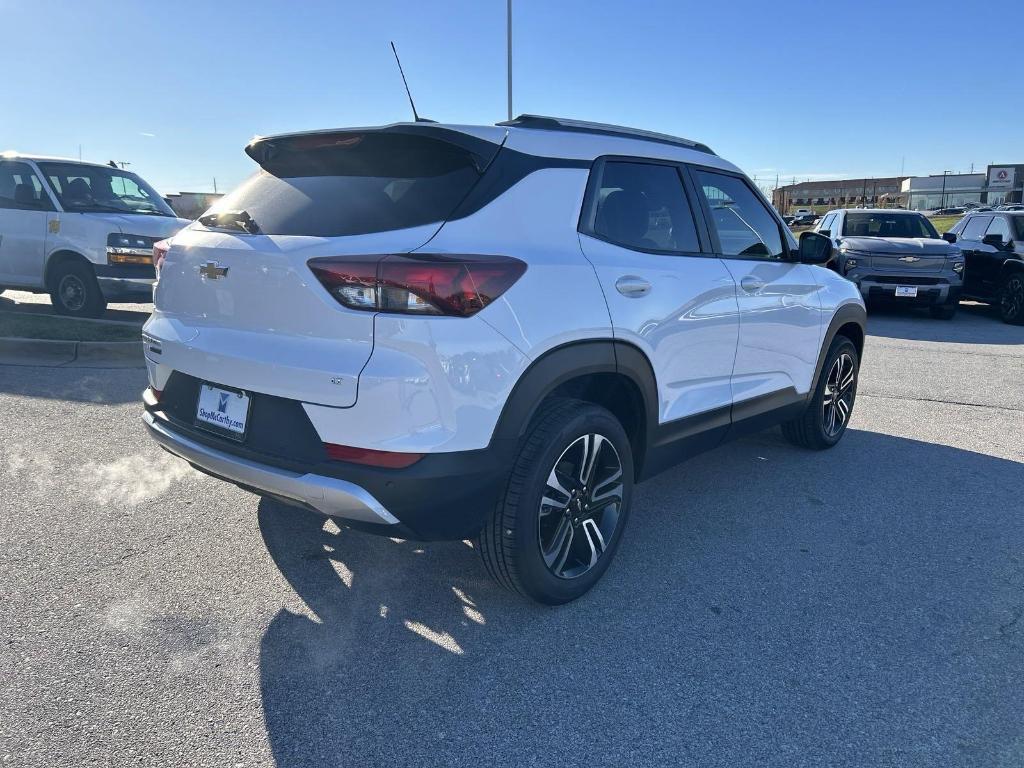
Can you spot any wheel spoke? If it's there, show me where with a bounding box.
[587,494,622,514]
[836,397,850,425]
[542,516,575,573]
[580,519,606,568]
[578,434,605,487]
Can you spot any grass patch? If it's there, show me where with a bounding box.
[0,311,142,342]
[929,215,961,234]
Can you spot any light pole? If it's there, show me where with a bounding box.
[940,170,951,209]
[507,0,513,121]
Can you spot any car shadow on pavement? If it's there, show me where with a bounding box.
[866,302,1022,345]
[0,290,151,324]
[0,364,146,404]
[256,427,1024,767]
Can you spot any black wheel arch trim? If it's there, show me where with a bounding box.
[44,249,94,288]
[808,302,867,398]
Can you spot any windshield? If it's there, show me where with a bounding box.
[37,162,175,216]
[842,212,939,239]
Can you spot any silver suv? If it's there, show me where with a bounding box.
[815,208,964,319]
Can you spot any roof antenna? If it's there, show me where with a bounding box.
[390,41,432,123]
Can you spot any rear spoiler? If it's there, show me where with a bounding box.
[245,124,506,176]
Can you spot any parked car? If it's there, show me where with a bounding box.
[141,115,865,604]
[944,211,1024,323]
[996,204,1024,212]
[791,213,818,226]
[815,208,963,319]
[932,206,967,216]
[0,153,190,316]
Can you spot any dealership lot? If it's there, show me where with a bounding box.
[1,305,1022,767]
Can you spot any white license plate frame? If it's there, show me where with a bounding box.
[195,383,251,440]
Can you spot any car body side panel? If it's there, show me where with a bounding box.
[723,260,826,401]
[302,314,529,453]
[416,165,615,360]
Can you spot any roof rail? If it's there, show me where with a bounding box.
[496,114,714,155]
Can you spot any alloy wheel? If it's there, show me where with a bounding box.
[1001,276,1024,321]
[822,352,856,438]
[58,274,87,312]
[537,433,624,580]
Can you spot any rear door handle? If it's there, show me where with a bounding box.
[740,276,765,293]
[615,275,652,298]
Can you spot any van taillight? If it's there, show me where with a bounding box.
[308,254,526,317]
[153,240,170,273]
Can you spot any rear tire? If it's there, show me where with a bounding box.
[998,273,1024,325]
[477,398,633,605]
[49,261,107,318]
[782,336,859,450]
[929,301,958,320]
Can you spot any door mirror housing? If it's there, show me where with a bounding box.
[942,232,957,244]
[982,233,1008,249]
[819,229,831,237]
[797,231,833,264]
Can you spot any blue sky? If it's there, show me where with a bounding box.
[2,0,1021,195]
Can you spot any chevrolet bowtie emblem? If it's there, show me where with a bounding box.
[898,256,921,263]
[199,261,229,279]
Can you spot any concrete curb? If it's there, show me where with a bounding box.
[0,337,144,368]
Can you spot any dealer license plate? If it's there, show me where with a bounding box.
[895,286,918,297]
[195,384,250,439]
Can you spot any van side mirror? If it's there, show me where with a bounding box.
[818,229,831,237]
[798,231,833,264]
[942,232,957,244]
[982,233,1007,249]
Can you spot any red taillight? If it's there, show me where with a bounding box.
[325,443,423,469]
[153,240,170,273]
[308,254,526,317]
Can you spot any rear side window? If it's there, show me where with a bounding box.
[694,170,784,259]
[588,161,700,252]
[960,215,993,241]
[986,216,1011,241]
[0,161,54,211]
[206,133,488,237]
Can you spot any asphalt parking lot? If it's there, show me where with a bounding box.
[1,303,1022,767]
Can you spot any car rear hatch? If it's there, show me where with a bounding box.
[148,125,506,408]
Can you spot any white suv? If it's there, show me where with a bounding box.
[142,116,866,604]
[0,153,190,316]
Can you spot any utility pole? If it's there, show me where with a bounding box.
[506,0,513,121]
[213,177,218,194]
[940,170,951,208]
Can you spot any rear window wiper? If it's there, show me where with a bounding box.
[198,209,261,234]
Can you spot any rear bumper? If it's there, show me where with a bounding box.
[142,383,514,540]
[144,410,399,526]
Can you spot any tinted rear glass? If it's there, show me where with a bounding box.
[206,133,486,237]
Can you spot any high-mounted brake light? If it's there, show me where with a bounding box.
[324,443,424,469]
[308,254,526,317]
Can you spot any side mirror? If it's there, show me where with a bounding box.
[942,232,957,243]
[819,229,831,237]
[798,231,833,264]
[982,233,1007,249]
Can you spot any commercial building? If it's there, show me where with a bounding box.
[902,173,985,211]
[772,177,906,213]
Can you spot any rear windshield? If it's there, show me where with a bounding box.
[204,132,486,237]
[842,212,938,239]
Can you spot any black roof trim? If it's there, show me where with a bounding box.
[496,114,715,155]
